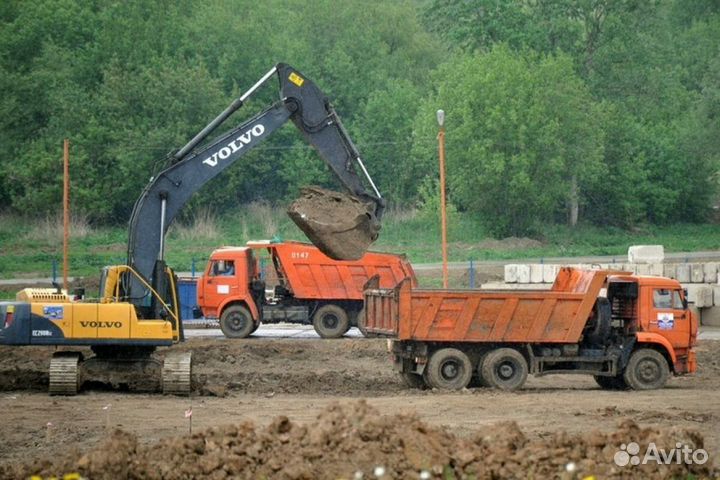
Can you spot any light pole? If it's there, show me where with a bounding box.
[437,110,449,289]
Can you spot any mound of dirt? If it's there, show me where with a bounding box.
[4,401,713,480]
[2,338,720,395]
[288,186,380,260]
[0,338,404,395]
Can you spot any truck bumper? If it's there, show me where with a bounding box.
[674,350,697,375]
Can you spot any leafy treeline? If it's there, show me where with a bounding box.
[0,0,718,236]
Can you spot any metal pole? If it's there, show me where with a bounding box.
[63,139,70,292]
[437,111,449,289]
[158,196,167,261]
[469,259,475,288]
[174,66,278,161]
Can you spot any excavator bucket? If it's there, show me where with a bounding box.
[288,187,380,261]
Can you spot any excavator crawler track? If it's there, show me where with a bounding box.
[49,352,82,396]
[162,352,192,395]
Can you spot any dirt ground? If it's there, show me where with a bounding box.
[0,338,718,478]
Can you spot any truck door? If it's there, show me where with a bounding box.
[202,258,240,317]
[647,287,690,349]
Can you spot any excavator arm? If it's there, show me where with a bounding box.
[125,63,385,316]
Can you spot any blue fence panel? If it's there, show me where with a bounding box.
[178,278,198,320]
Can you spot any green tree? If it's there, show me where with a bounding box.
[414,47,604,237]
[352,79,424,204]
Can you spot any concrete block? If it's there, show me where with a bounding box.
[714,286,720,307]
[504,264,518,283]
[481,282,552,291]
[701,306,720,327]
[636,264,651,275]
[676,264,691,283]
[622,263,637,274]
[648,263,664,277]
[703,263,718,284]
[663,264,676,279]
[628,245,664,264]
[686,284,713,307]
[542,264,558,283]
[529,264,544,283]
[691,264,705,283]
[517,264,530,284]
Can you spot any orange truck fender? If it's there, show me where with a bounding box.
[218,298,260,322]
[633,332,678,369]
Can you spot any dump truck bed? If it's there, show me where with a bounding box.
[249,241,416,301]
[363,268,617,344]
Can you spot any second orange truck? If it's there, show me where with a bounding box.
[363,267,697,391]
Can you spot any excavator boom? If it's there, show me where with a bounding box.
[126,63,385,315]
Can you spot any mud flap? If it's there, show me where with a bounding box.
[287,186,380,260]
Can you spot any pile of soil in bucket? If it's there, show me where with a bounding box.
[288,186,380,261]
[5,401,714,480]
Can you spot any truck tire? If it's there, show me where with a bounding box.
[623,348,670,390]
[423,348,473,390]
[313,304,350,339]
[593,375,628,390]
[220,305,255,338]
[356,307,367,334]
[400,372,427,389]
[481,348,528,391]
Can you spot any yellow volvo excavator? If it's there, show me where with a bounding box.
[0,63,385,395]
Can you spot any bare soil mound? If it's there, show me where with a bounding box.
[4,401,714,480]
[1,338,719,395]
[0,338,403,395]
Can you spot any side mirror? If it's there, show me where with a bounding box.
[683,288,689,309]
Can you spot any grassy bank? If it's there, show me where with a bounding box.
[0,208,719,280]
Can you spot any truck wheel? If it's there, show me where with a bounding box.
[400,372,427,389]
[220,305,255,338]
[623,348,669,390]
[313,304,350,339]
[481,348,528,391]
[356,307,377,338]
[593,375,628,390]
[423,348,472,390]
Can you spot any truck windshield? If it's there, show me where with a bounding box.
[653,289,684,309]
[210,260,235,276]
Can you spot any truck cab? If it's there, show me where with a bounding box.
[197,247,262,322]
[608,275,697,375]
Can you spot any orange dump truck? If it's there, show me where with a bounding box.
[197,241,416,338]
[363,267,697,391]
